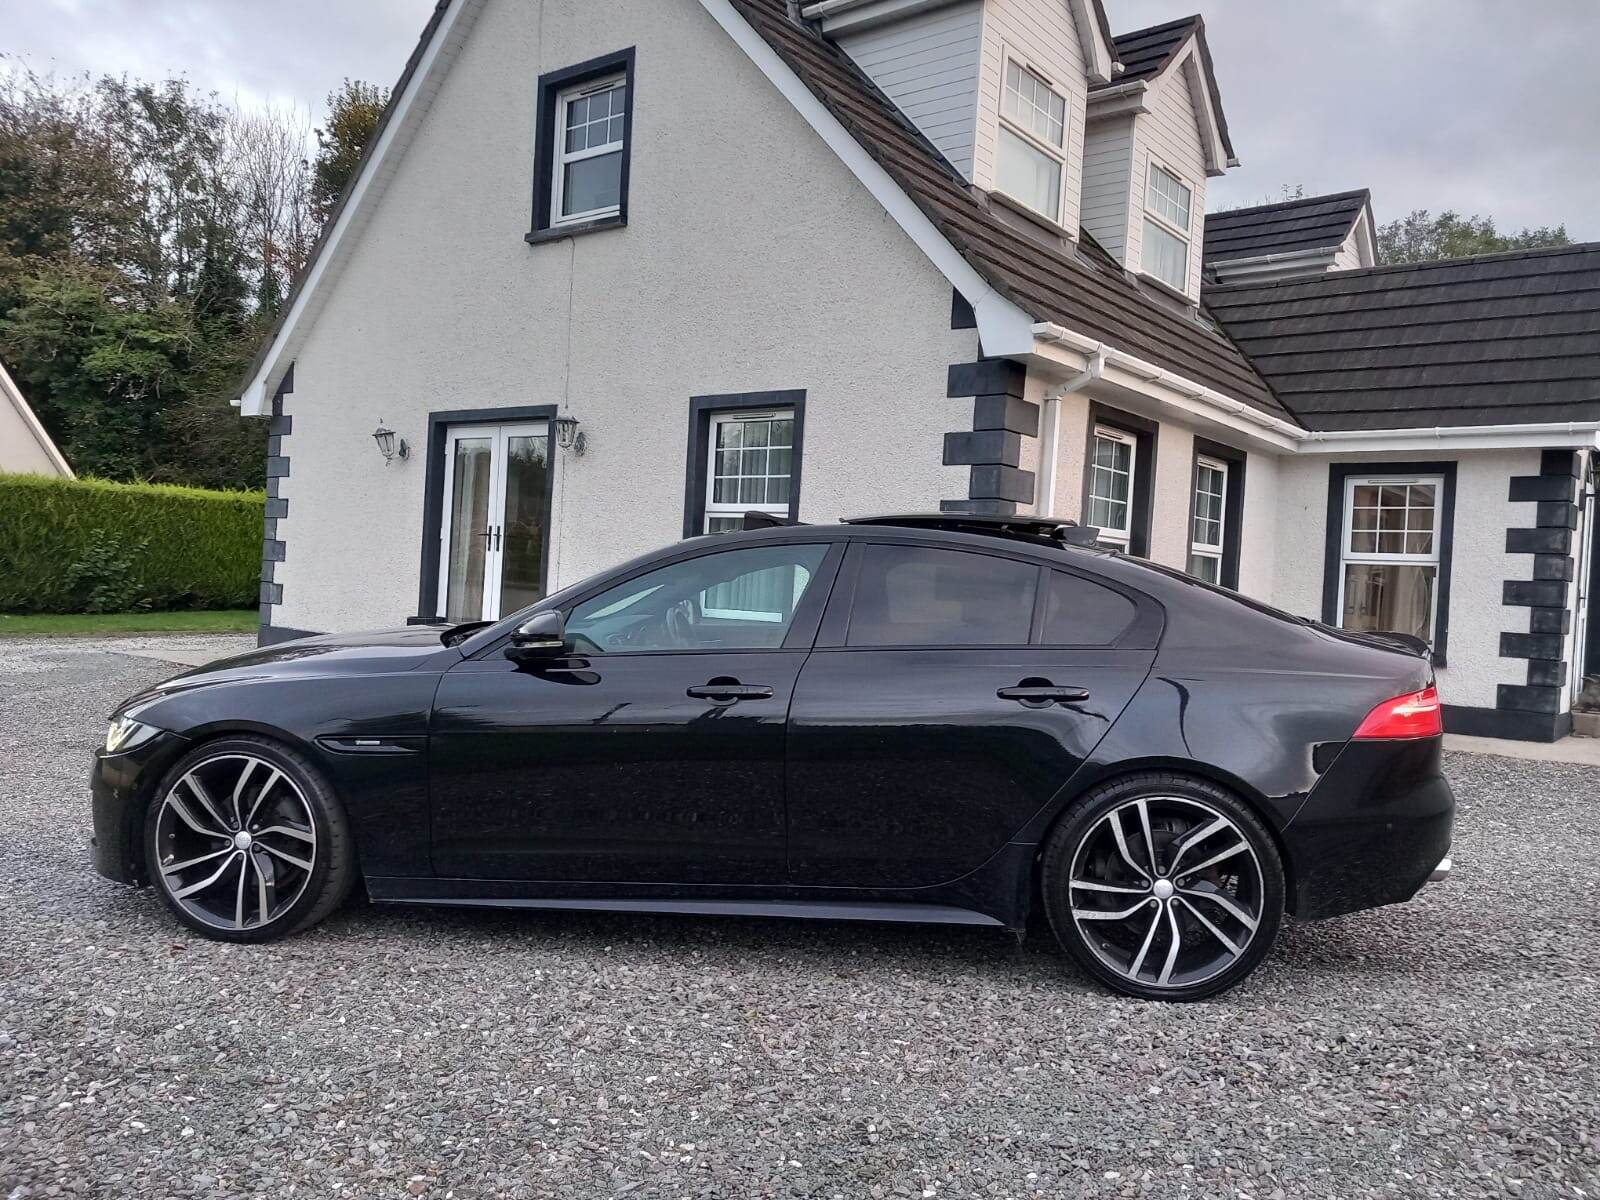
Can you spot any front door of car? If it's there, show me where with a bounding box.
[785,541,1158,888]
[429,540,840,884]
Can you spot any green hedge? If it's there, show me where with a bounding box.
[0,474,264,613]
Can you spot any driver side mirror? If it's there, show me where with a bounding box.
[505,609,566,663]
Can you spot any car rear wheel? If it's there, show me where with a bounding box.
[1040,773,1284,1001]
[144,736,355,942]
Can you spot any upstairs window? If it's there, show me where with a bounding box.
[530,49,635,240]
[1142,163,1193,292]
[554,76,627,225]
[996,58,1067,224]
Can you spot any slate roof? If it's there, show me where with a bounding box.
[732,0,1287,421]
[1204,244,1600,430]
[1091,17,1235,163]
[1102,17,1199,85]
[1203,190,1370,266]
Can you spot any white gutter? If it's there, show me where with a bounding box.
[1037,350,1106,517]
[1301,422,1600,454]
[1032,322,1306,446]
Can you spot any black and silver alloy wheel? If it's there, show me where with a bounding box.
[145,736,355,942]
[1042,775,1284,1001]
[153,754,316,931]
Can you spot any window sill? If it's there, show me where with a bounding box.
[1134,270,1199,307]
[525,215,626,245]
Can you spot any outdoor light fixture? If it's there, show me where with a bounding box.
[372,421,409,465]
[553,415,587,457]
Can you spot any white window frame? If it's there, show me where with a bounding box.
[994,50,1068,224]
[1337,474,1445,644]
[551,73,627,228]
[704,409,796,534]
[1189,454,1228,583]
[1141,160,1193,293]
[1086,425,1138,549]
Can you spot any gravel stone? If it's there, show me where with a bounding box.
[2,635,1597,1198]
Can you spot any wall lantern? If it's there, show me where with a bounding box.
[372,421,409,465]
[553,415,587,457]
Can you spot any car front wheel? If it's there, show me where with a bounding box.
[144,736,355,942]
[1040,774,1284,1001]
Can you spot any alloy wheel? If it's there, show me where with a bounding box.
[152,753,317,932]
[1068,795,1265,991]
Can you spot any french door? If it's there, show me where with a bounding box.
[437,422,552,623]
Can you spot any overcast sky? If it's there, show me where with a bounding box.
[6,0,1597,238]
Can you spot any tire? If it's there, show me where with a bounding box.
[143,735,356,942]
[1039,772,1284,1001]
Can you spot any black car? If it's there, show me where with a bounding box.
[91,514,1453,1000]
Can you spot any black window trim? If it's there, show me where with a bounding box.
[1321,460,1456,667]
[683,390,806,538]
[1189,436,1247,591]
[1082,402,1158,558]
[527,47,636,243]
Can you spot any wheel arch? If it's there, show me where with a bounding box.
[1024,757,1300,917]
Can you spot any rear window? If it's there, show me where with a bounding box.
[1039,570,1136,645]
[848,544,1037,647]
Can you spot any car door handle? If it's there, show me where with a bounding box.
[997,684,1090,705]
[687,682,775,702]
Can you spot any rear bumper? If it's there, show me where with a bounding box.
[90,730,188,885]
[1284,736,1454,920]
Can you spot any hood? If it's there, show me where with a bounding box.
[114,626,460,718]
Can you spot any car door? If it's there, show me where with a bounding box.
[429,539,841,884]
[785,539,1159,888]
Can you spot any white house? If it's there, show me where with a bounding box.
[0,357,73,478]
[237,0,1600,742]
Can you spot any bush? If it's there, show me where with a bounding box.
[0,474,263,613]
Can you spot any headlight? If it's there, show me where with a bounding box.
[105,714,163,754]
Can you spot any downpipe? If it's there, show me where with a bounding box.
[1036,349,1105,517]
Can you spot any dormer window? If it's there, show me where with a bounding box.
[996,57,1067,224]
[1142,162,1193,292]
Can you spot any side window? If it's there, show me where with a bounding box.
[566,544,828,653]
[1039,571,1136,646]
[847,545,1037,648]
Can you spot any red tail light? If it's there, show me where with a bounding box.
[1352,685,1442,740]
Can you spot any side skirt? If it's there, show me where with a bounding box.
[366,888,1006,928]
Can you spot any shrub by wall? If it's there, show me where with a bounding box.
[0,474,264,613]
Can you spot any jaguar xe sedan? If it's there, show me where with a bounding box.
[91,513,1453,1000]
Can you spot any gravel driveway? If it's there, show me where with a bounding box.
[2,636,1596,1199]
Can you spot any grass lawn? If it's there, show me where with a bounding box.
[0,610,257,638]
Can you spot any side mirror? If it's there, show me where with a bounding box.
[505,610,566,662]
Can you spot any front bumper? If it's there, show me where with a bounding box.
[1284,736,1455,920]
[90,729,189,884]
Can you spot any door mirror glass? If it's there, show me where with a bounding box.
[506,609,566,660]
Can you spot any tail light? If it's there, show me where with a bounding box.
[1352,685,1442,740]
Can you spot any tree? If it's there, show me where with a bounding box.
[311,79,388,227]
[1377,209,1570,266]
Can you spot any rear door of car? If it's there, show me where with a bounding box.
[784,537,1161,889]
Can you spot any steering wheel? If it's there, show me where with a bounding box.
[664,599,698,647]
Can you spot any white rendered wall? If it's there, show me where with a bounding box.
[272,0,977,633]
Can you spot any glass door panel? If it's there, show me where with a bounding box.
[497,430,552,616]
[438,422,553,623]
[443,437,494,623]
